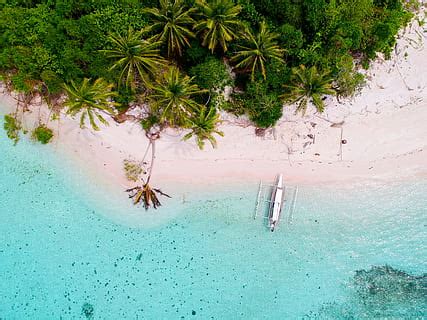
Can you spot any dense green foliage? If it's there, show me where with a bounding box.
[189,57,232,91]
[31,124,54,144]
[0,1,149,91]
[233,80,283,128]
[0,0,412,141]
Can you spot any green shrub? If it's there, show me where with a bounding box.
[216,93,246,116]
[251,0,303,26]
[249,97,283,128]
[32,125,54,144]
[329,21,364,52]
[374,0,402,10]
[3,114,22,145]
[233,81,283,128]
[297,40,328,68]
[41,70,63,94]
[115,86,136,112]
[263,60,291,94]
[302,0,328,36]
[10,73,33,93]
[364,8,412,59]
[278,24,304,54]
[237,0,262,26]
[189,57,233,91]
[182,40,211,66]
[335,54,366,98]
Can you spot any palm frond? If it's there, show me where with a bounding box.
[195,0,245,52]
[101,29,166,88]
[183,106,223,149]
[149,66,207,127]
[143,0,196,57]
[231,21,284,80]
[281,65,335,115]
[63,78,118,130]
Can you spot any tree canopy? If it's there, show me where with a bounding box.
[0,0,413,132]
[1,0,414,210]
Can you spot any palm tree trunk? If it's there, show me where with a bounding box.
[139,140,152,167]
[146,139,156,184]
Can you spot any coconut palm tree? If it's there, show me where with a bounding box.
[194,0,245,53]
[281,65,335,115]
[183,106,224,149]
[143,0,196,58]
[149,66,207,127]
[63,78,118,131]
[126,130,170,210]
[231,21,285,80]
[101,28,166,88]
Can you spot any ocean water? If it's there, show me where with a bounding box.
[0,118,426,319]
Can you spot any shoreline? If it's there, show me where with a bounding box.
[2,92,425,192]
[1,18,426,196]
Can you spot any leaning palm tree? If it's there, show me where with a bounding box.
[63,78,119,131]
[143,0,196,57]
[101,28,166,88]
[281,65,335,115]
[149,66,207,127]
[194,0,245,53]
[231,21,285,80]
[183,106,224,149]
[126,129,170,210]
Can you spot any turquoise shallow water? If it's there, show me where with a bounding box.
[0,118,426,319]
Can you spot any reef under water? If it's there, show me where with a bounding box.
[354,265,426,302]
[81,302,94,319]
[305,265,427,318]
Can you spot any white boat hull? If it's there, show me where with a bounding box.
[269,174,284,231]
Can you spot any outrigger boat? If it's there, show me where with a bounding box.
[268,174,285,232]
[254,174,297,231]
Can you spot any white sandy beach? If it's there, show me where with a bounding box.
[1,18,426,193]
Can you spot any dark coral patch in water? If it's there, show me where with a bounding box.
[354,265,426,302]
[305,265,427,319]
[81,302,94,319]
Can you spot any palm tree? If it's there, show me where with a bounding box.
[63,78,118,131]
[183,106,224,149]
[194,0,245,53]
[149,66,207,127]
[143,0,196,57]
[126,130,170,210]
[231,21,285,80]
[281,65,335,115]
[101,28,166,88]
